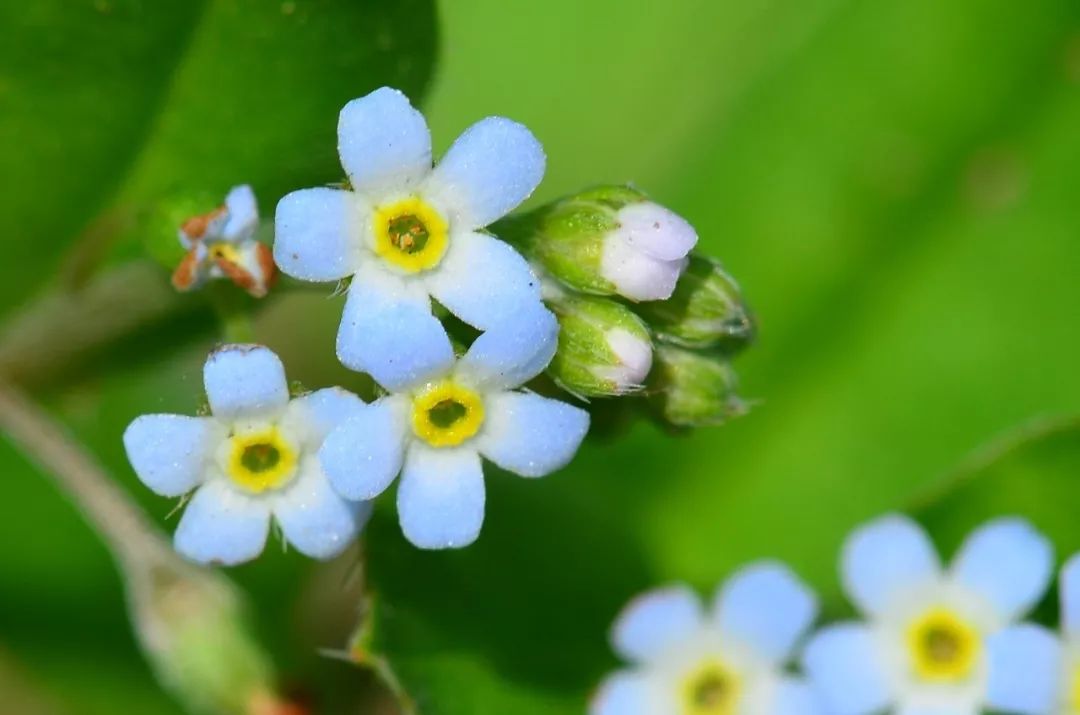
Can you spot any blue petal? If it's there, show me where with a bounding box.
[713,561,818,665]
[950,517,1053,622]
[286,387,367,449]
[772,678,825,715]
[273,456,372,560]
[397,444,485,549]
[841,514,941,618]
[336,263,454,391]
[222,184,259,241]
[123,414,218,497]
[425,116,545,230]
[589,672,653,715]
[337,87,432,197]
[425,231,543,330]
[274,187,363,282]
[455,305,559,391]
[610,584,702,664]
[802,622,893,715]
[985,624,1062,715]
[475,392,588,477]
[203,344,290,420]
[174,480,270,566]
[1061,553,1080,636]
[319,396,410,501]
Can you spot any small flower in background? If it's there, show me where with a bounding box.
[591,562,822,715]
[274,87,547,391]
[171,185,277,298]
[802,514,1053,715]
[547,293,654,397]
[506,185,698,302]
[318,306,589,549]
[983,552,1080,714]
[124,345,371,566]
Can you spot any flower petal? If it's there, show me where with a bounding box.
[174,480,271,566]
[273,187,364,282]
[474,392,588,478]
[985,624,1062,715]
[397,444,485,549]
[285,387,367,450]
[203,344,290,421]
[337,87,432,197]
[222,184,259,241]
[123,414,218,497]
[425,116,545,230]
[589,672,654,715]
[713,561,818,665]
[273,456,372,560]
[319,396,410,501]
[600,235,688,302]
[610,584,703,664]
[614,202,698,261]
[841,514,942,618]
[802,623,893,715]
[949,517,1053,622]
[425,230,542,330]
[336,262,455,391]
[455,305,559,392]
[771,678,825,715]
[1061,553,1080,636]
[896,706,978,715]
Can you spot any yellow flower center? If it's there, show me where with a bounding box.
[1069,662,1080,712]
[372,196,449,273]
[208,242,240,263]
[906,608,981,682]
[224,427,298,493]
[411,382,485,448]
[681,661,740,715]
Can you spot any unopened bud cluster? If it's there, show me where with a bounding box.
[496,185,753,426]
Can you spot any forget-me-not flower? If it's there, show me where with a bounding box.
[123,345,371,566]
[273,87,547,391]
[803,514,1053,715]
[318,308,589,549]
[590,562,823,715]
[172,185,276,298]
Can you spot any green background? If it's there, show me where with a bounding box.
[1,0,1079,713]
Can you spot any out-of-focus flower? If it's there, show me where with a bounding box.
[648,345,745,428]
[548,294,653,397]
[506,185,698,302]
[319,307,589,549]
[171,185,276,298]
[803,514,1053,715]
[591,562,822,715]
[124,344,371,566]
[274,87,547,391]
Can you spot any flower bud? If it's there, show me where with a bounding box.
[503,185,697,302]
[636,254,755,353]
[649,345,746,427]
[547,295,654,397]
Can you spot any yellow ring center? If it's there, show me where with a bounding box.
[681,660,740,715]
[224,427,298,494]
[372,196,449,273]
[411,382,485,448]
[906,608,981,682]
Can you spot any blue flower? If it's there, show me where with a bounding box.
[591,562,822,715]
[802,514,1053,715]
[273,87,548,391]
[123,345,371,566]
[318,308,589,549]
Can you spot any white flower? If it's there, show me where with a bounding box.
[599,201,697,302]
[123,345,371,566]
[802,514,1054,715]
[591,562,822,715]
[983,553,1080,714]
[318,308,589,549]
[273,87,548,391]
[172,185,276,298]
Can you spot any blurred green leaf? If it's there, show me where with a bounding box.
[0,1,436,713]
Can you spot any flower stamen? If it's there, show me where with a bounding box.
[373,197,448,273]
[682,661,739,715]
[411,382,485,448]
[224,427,298,493]
[906,608,980,682]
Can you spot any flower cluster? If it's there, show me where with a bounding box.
[593,514,1067,715]
[126,87,599,563]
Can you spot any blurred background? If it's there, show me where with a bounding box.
[2,0,1079,713]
